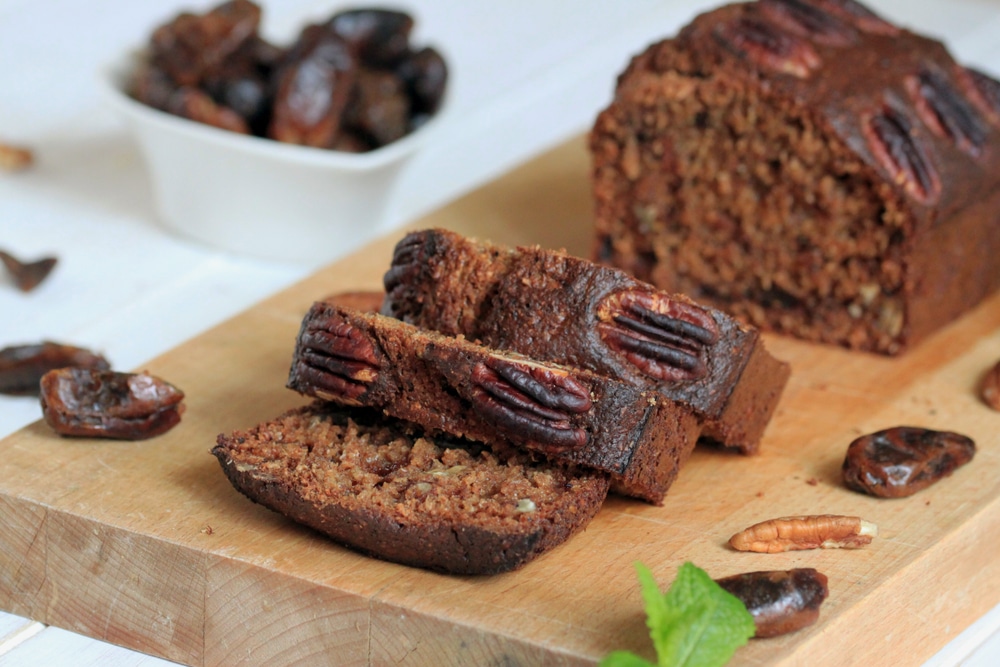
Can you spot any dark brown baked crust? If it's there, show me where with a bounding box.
[590,0,1000,355]
[213,403,610,574]
[380,228,789,453]
[287,302,700,503]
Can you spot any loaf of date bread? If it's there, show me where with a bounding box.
[381,228,789,454]
[213,403,610,574]
[590,0,1000,355]
[287,302,701,503]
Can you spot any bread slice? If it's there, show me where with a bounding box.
[287,302,700,503]
[380,228,789,453]
[213,402,610,574]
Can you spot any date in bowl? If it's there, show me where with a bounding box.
[100,55,440,264]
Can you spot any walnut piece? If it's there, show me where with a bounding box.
[729,514,877,553]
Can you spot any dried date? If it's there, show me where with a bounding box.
[0,249,57,292]
[327,8,414,67]
[343,68,411,146]
[268,25,357,147]
[843,426,975,497]
[128,63,178,111]
[0,342,110,396]
[864,107,940,203]
[716,568,829,638]
[150,0,261,86]
[40,368,184,440]
[730,514,877,552]
[397,47,448,115]
[597,290,719,382]
[166,87,250,134]
[130,2,447,152]
[470,357,591,452]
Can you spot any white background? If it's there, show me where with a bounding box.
[2,1,1000,664]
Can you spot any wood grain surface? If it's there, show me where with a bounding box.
[2,137,1000,666]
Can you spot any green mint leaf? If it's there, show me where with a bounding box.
[599,650,657,667]
[638,562,755,667]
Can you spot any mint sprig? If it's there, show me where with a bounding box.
[601,562,755,667]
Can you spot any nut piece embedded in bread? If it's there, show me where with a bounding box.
[287,302,701,504]
[213,403,610,574]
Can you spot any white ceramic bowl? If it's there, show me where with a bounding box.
[101,55,439,264]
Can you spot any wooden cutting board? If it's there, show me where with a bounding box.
[3,137,1000,667]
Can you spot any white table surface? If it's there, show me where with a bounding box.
[2,1,1000,665]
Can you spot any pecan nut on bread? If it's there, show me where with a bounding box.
[213,403,610,575]
[381,228,789,454]
[590,0,1000,355]
[287,302,701,503]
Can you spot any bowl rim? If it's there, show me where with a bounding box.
[99,51,442,171]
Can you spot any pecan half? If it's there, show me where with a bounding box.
[729,515,877,552]
[383,230,431,296]
[40,368,184,440]
[843,426,975,497]
[470,356,591,452]
[295,319,381,404]
[864,107,940,203]
[908,67,986,156]
[960,66,1000,126]
[0,342,110,396]
[758,0,857,47]
[981,359,1000,411]
[807,0,900,36]
[716,568,829,638]
[0,142,33,173]
[0,249,57,292]
[714,15,821,78]
[597,290,719,382]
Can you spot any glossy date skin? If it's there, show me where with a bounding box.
[40,368,185,440]
[130,1,447,152]
[842,426,975,497]
[716,568,829,638]
[0,342,110,396]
